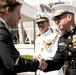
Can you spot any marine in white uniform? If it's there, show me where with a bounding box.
[34,13,64,75]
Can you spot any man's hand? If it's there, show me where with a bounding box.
[34,54,48,71]
[39,58,48,71]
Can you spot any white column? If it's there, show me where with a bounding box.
[70,0,73,5]
[18,22,25,44]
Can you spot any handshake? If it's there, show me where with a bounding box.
[34,54,48,71]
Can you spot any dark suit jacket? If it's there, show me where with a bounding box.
[0,20,39,75]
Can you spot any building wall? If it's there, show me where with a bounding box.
[12,0,76,44]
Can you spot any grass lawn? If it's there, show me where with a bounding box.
[21,55,33,59]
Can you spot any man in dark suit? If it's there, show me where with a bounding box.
[0,0,47,75]
[36,4,76,75]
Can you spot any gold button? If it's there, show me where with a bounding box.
[68,52,71,55]
[69,44,71,47]
[71,30,74,33]
[68,36,71,39]
[71,59,74,62]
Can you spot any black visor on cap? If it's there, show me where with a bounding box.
[52,12,73,21]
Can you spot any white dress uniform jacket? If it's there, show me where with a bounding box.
[34,29,64,75]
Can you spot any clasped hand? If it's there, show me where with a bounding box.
[34,54,48,71]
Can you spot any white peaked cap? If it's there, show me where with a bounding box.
[34,13,52,23]
[51,4,76,19]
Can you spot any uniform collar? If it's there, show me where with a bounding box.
[64,25,76,36]
[42,29,52,36]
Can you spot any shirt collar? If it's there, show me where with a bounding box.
[42,29,52,36]
[0,18,11,32]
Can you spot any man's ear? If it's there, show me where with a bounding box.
[5,7,10,14]
[67,14,72,21]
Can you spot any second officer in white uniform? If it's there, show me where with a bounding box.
[34,13,64,75]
